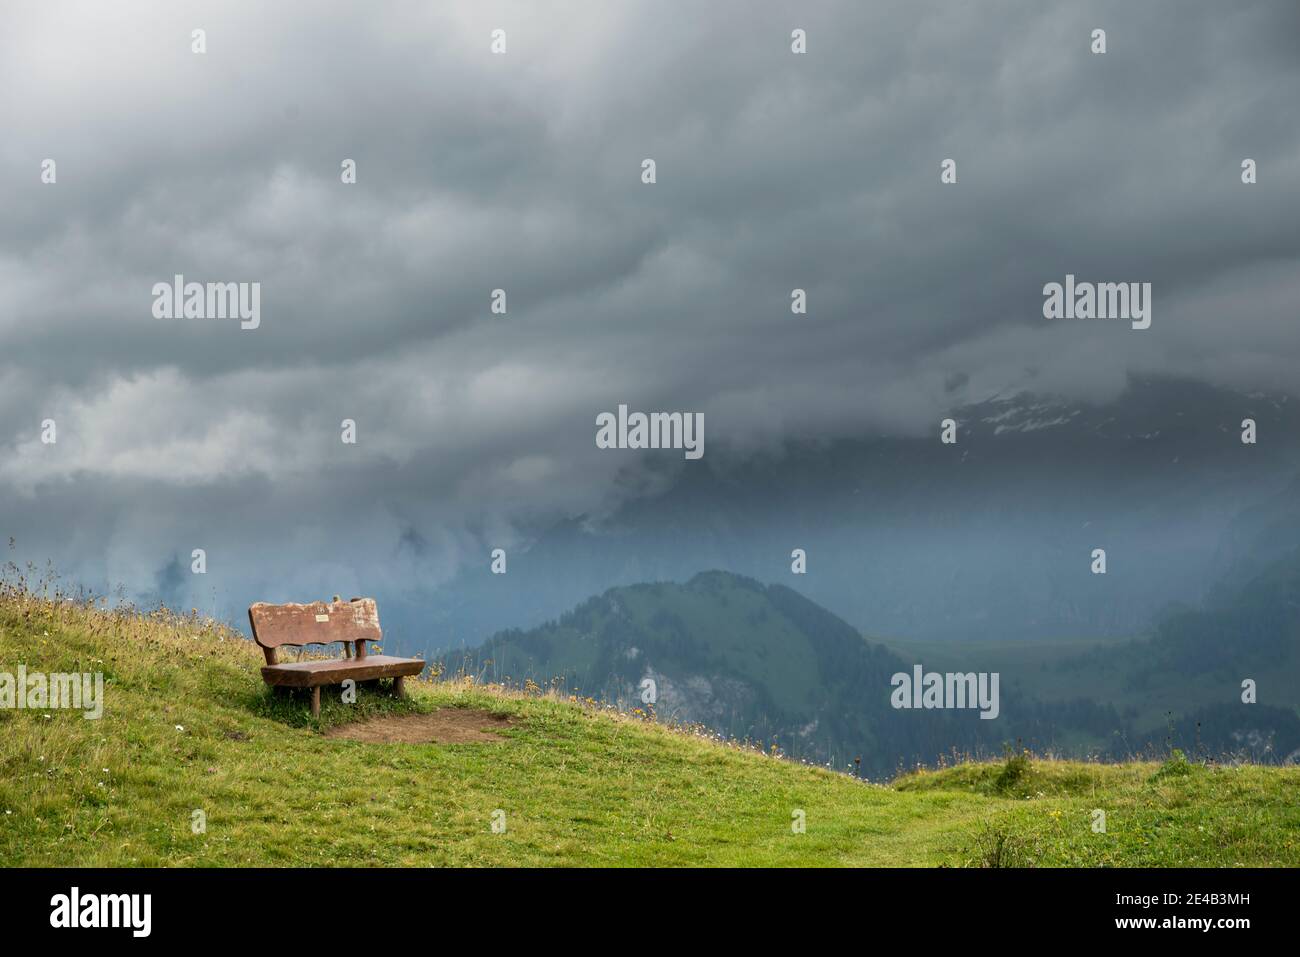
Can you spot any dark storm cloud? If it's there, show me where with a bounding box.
[1,0,1297,607]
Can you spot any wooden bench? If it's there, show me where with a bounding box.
[248,596,424,717]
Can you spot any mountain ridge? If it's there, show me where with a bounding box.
[443,557,1300,773]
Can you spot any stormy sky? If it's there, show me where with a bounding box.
[1,1,1298,613]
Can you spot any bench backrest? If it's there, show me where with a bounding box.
[248,597,382,665]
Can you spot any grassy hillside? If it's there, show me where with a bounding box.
[2,588,1298,867]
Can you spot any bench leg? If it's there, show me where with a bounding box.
[393,676,406,699]
[310,686,321,718]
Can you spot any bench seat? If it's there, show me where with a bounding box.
[249,597,425,716]
[261,655,425,688]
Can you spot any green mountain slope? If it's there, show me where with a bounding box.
[443,571,1134,773]
[447,566,1300,771]
[1,589,1298,866]
[886,547,1300,760]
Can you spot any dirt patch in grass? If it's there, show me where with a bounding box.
[324,708,516,744]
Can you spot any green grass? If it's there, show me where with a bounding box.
[2,590,1297,867]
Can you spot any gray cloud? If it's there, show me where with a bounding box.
[2,0,1298,610]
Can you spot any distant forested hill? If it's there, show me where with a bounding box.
[440,571,1121,774]
[444,558,1300,773]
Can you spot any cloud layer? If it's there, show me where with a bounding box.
[2,0,1298,609]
